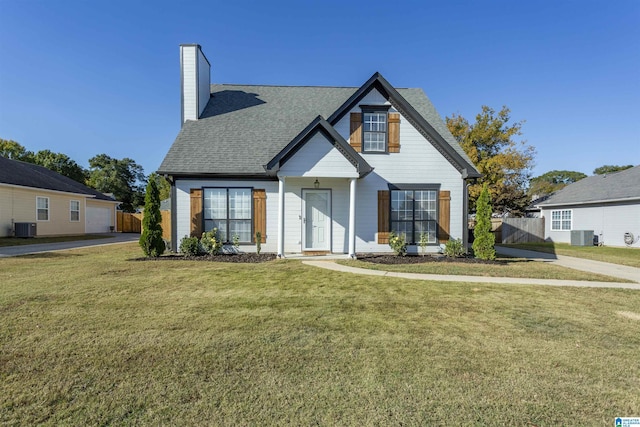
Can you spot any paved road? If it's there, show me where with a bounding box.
[0,233,140,258]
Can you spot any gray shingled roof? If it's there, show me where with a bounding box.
[538,165,640,206]
[0,156,117,201]
[158,79,477,176]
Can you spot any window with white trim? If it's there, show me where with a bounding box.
[391,189,437,244]
[203,188,252,243]
[551,209,572,231]
[363,110,387,152]
[36,197,49,221]
[70,200,80,222]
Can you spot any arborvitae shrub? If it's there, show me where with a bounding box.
[139,178,166,257]
[472,185,496,260]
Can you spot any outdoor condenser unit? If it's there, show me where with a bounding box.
[14,222,37,238]
[570,230,593,246]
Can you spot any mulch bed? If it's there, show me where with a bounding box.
[133,253,502,265]
[132,253,277,263]
[355,253,504,265]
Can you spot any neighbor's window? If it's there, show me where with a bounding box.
[70,200,80,222]
[36,196,49,221]
[363,109,387,152]
[551,209,572,231]
[390,189,437,244]
[203,188,252,243]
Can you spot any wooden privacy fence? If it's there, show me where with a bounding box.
[468,218,504,243]
[117,211,171,241]
[117,212,142,233]
[501,217,545,244]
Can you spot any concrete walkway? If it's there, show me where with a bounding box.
[302,247,640,290]
[0,233,140,258]
[495,245,640,283]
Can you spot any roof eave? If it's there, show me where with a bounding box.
[538,196,640,208]
[264,115,373,179]
[327,72,480,178]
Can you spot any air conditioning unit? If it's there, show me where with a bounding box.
[14,222,37,238]
[570,230,593,246]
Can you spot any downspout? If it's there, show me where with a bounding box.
[169,176,177,252]
[463,179,470,253]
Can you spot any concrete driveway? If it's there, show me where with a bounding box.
[0,233,140,258]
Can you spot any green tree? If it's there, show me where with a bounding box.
[148,172,171,202]
[593,165,633,175]
[0,139,33,161]
[528,170,587,197]
[446,106,536,215]
[87,154,146,212]
[32,149,88,184]
[139,179,166,257]
[472,184,496,260]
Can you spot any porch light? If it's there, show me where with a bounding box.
[314,179,319,189]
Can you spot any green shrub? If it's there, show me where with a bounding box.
[443,238,465,258]
[201,229,223,255]
[473,184,496,260]
[388,231,407,256]
[255,231,262,255]
[419,232,429,256]
[138,177,166,257]
[179,236,201,256]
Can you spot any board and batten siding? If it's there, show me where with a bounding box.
[278,133,359,178]
[542,201,640,247]
[175,179,280,252]
[333,88,466,253]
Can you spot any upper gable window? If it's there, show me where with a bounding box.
[362,106,389,153]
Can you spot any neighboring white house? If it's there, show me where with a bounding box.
[158,44,481,256]
[537,166,640,247]
[0,156,119,237]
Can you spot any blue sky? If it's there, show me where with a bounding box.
[1,0,638,179]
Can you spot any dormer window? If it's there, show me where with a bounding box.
[362,106,389,153]
[349,107,400,153]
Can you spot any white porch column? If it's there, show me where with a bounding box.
[277,176,285,258]
[348,178,357,258]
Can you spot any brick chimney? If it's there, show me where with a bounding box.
[180,44,211,125]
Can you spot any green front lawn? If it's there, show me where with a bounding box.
[501,242,640,268]
[339,257,627,282]
[0,234,113,247]
[1,243,639,425]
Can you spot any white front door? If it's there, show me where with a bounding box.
[302,189,330,251]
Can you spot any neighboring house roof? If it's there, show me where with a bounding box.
[158,73,479,178]
[537,165,640,207]
[0,156,117,202]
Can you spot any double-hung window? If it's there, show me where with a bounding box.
[203,188,252,243]
[362,107,388,153]
[390,189,437,244]
[36,196,49,221]
[70,200,80,222]
[551,209,572,231]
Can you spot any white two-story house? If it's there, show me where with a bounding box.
[158,44,480,257]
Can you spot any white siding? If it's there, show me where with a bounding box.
[180,46,197,123]
[542,201,640,247]
[279,133,358,178]
[175,179,279,252]
[334,88,466,253]
[173,87,469,255]
[181,45,210,123]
